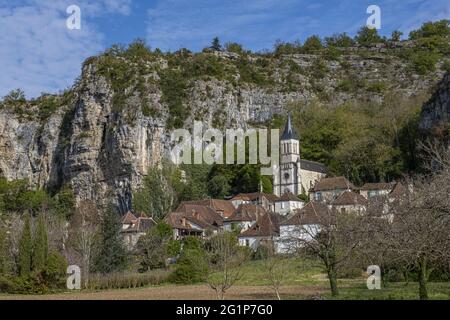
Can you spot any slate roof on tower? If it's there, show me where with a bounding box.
[281,114,299,140]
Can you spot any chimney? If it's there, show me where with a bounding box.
[192,209,199,220]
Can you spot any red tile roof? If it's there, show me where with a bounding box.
[180,199,235,218]
[360,182,394,191]
[122,211,137,224]
[332,191,368,206]
[310,176,356,192]
[227,204,267,222]
[231,192,279,203]
[281,202,330,226]
[238,213,280,238]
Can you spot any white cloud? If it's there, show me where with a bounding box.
[0,0,132,98]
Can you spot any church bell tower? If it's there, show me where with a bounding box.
[273,114,302,196]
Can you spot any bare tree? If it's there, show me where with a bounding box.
[69,201,100,289]
[263,254,288,300]
[361,145,450,299]
[282,204,363,296]
[206,232,248,300]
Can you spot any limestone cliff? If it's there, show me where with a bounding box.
[419,70,450,141]
[0,43,448,212]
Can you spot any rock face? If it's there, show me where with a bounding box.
[0,48,447,212]
[419,70,450,140]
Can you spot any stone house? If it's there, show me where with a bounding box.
[237,212,280,251]
[331,191,368,214]
[276,202,329,254]
[273,191,305,216]
[165,203,224,240]
[230,192,279,212]
[121,211,156,249]
[360,182,395,199]
[309,176,356,203]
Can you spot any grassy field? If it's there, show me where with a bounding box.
[0,258,449,300]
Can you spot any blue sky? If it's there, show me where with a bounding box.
[0,0,449,98]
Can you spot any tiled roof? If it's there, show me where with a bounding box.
[332,191,368,206]
[176,203,224,227]
[231,192,279,203]
[300,159,327,174]
[281,202,330,226]
[360,182,394,191]
[238,212,280,238]
[165,212,196,230]
[227,204,267,222]
[310,176,356,192]
[122,217,156,233]
[180,199,235,218]
[122,211,137,224]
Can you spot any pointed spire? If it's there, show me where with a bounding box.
[281,113,299,140]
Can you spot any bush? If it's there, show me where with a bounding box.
[87,270,169,290]
[252,244,271,260]
[169,247,208,284]
[11,273,48,294]
[167,240,181,257]
[0,276,16,293]
[43,251,68,289]
[411,51,439,74]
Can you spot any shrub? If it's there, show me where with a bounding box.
[411,51,439,74]
[169,247,208,284]
[167,240,181,257]
[0,276,16,293]
[252,244,271,260]
[43,251,68,289]
[87,270,169,290]
[355,26,383,46]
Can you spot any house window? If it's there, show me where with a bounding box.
[281,202,285,209]
[245,239,250,247]
[315,192,322,202]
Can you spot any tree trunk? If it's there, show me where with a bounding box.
[275,288,281,300]
[418,257,428,300]
[327,265,339,296]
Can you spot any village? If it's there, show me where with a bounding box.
[121,116,408,253]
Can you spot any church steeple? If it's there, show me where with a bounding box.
[281,113,298,140]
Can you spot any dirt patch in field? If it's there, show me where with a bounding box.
[0,284,327,300]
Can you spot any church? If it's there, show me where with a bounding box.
[273,114,327,197]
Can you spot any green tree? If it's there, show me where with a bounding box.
[132,164,179,220]
[355,26,383,46]
[32,214,48,272]
[409,19,450,39]
[0,227,10,274]
[211,37,222,51]
[18,214,32,276]
[302,35,323,52]
[54,185,75,219]
[94,205,128,274]
[207,174,231,198]
[170,237,208,284]
[2,89,26,104]
[324,33,355,47]
[391,30,403,41]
